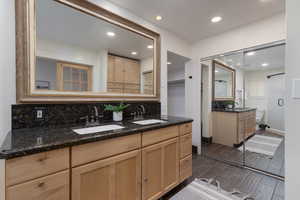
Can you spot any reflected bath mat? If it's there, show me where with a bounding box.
[239,135,282,157]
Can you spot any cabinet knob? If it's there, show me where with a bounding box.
[144,178,148,182]
[37,155,47,162]
[38,182,45,188]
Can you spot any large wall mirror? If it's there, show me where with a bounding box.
[212,60,236,101]
[16,0,160,102]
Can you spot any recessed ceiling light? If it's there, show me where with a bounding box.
[156,16,162,21]
[106,32,115,37]
[167,62,172,65]
[131,51,138,55]
[147,45,154,49]
[215,70,219,73]
[211,16,222,23]
[262,63,269,67]
[246,51,256,56]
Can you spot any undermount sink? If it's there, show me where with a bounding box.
[73,125,125,135]
[132,119,167,125]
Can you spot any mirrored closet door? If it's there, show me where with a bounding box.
[243,43,285,177]
[201,41,285,178]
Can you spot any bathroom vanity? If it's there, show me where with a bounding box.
[0,118,193,200]
[212,108,256,147]
[5,0,194,199]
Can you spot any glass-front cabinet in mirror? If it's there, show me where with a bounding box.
[16,0,160,102]
[212,60,236,101]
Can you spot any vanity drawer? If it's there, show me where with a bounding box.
[6,148,69,186]
[6,170,69,200]
[142,126,179,147]
[179,123,192,135]
[180,155,192,182]
[72,134,141,167]
[180,134,192,159]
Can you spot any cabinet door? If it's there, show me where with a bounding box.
[114,57,125,83]
[162,138,179,192]
[237,119,246,143]
[115,151,141,200]
[72,150,141,200]
[124,59,140,84]
[246,115,256,137]
[107,55,116,83]
[142,138,179,200]
[142,143,163,200]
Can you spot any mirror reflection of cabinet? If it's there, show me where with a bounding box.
[212,60,236,101]
[16,0,160,102]
[143,71,154,95]
[107,55,141,94]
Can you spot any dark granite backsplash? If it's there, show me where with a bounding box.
[12,102,161,129]
[212,100,234,109]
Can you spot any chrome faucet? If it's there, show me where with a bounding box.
[92,106,104,124]
[80,106,104,126]
[131,105,146,120]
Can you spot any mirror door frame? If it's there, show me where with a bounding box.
[16,0,161,103]
[212,60,236,101]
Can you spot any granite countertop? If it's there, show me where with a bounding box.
[212,107,257,113]
[0,115,193,159]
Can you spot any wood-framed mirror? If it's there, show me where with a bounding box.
[16,0,160,103]
[212,60,236,101]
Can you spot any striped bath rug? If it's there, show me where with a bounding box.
[239,135,283,157]
[170,178,253,200]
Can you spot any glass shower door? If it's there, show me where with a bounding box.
[266,75,285,133]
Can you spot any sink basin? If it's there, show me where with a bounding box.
[132,119,167,125]
[73,125,125,135]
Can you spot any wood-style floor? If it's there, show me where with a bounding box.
[163,155,284,200]
[162,130,285,199]
[202,130,285,177]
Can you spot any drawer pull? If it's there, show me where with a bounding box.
[38,182,45,188]
[37,156,47,162]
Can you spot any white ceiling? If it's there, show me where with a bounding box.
[107,0,285,43]
[215,44,285,71]
[36,0,154,60]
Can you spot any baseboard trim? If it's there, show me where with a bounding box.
[202,136,212,144]
[192,145,198,154]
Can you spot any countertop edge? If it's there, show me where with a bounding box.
[0,118,193,160]
[212,108,257,113]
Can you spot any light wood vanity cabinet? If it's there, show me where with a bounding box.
[72,150,141,200]
[212,110,256,146]
[5,148,70,200]
[142,138,179,200]
[1,123,192,200]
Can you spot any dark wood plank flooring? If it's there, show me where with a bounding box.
[163,155,284,200]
